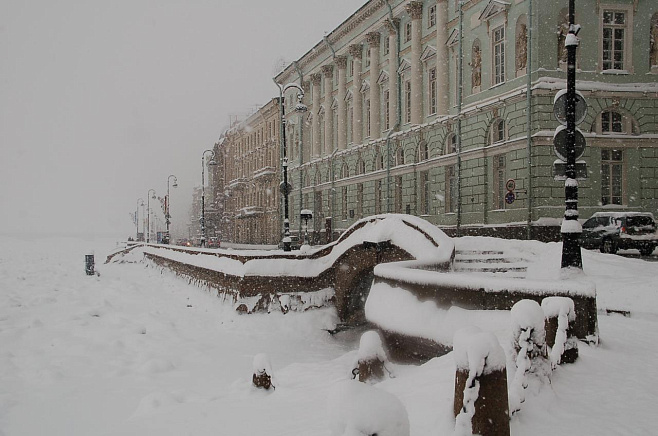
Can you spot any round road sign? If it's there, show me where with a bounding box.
[553,126,586,161]
[553,89,588,126]
[505,191,516,204]
[505,178,516,192]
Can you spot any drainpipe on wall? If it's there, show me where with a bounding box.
[526,0,534,240]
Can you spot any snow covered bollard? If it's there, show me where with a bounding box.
[328,381,409,436]
[352,330,390,384]
[542,297,578,366]
[453,327,509,436]
[509,300,549,415]
[252,353,275,390]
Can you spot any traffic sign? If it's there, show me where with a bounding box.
[553,160,588,181]
[553,89,588,126]
[505,191,516,204]
[505,178,516,192]
[279,181,292,195]
[553,126,586,161]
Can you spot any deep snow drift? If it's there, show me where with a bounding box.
[1,235,657,435]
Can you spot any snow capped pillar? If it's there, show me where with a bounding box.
[311,73,322,158]
[436,0,449,115]
[386,18,400,131]
[542,296,578,366]
[407,1,424,124]
[336,55,348,151]
[322,64,334,155]
[366,32,381,139]
[349,44,363,146]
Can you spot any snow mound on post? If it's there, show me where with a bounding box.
[327,381,410,436]
[511,299,546,346]
[452,328,507,376]
[541,296,576,321]
[357,330,387,362]
[252,353,273,375]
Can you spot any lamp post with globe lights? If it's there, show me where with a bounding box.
[200,149,217,247]
[165,175,178,243]
[136,198,145,241]
[146,189,156,243]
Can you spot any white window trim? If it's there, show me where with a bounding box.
[598,4,634,74]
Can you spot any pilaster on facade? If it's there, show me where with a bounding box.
[436,0,449,115]
[366,32,381,140]
[349,44,364,147]
[322,64,335,156]
[386,18,400,131]
[311,73,323,159]
[336,55,348,151]
[407,1,424,125]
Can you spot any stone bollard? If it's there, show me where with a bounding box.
[542,296,578,366]
[353,330,389,384]
[453,327,510,436]
[252,353,275,390]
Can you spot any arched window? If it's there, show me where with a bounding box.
[593,109,639,135]
[341,162,349,179]
[515,15,528,76]
[357,157,366,175]
[471,39,482,93]
[418,141,429,162]
[487,119,506,145]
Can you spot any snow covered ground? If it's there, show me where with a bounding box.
[1,235,657,435]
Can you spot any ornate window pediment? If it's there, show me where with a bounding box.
[345,89,353,102]
[478,0,510,22]
[420,45,436,62]
[397,58,411,75]
[377,70,389,85]
[318,105,326,115]
[360,79,370,93]
[331,97,339,110]
[446,29,460,47]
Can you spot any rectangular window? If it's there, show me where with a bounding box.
[447,165,457,213]
[428,5,437,28]
[602,10,625,71]
[494,155,506,209]
[342,186,348,220]
[384,90,390,130]
[365,48,371,67]
[420,171,430,215]
[405,22,412,43]
[383,37,390,56]
[405,81,412,123]
[493,26,505,85]
[395,176,403,213]
[365,98,371,137]
[357,183,363,217]
[429,68,437,115]
[601,149,623,205]
[375,180,382,214]
[348,59,353,77]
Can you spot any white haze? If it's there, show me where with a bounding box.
[0,0,366,238]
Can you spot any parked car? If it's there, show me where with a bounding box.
[207,237,221,249]
[580,212,658,256]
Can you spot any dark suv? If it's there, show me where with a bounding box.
[581,212,658,256]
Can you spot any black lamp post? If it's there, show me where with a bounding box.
[278,82,307,251]
[136,198,144,241]
[166,175,178,243]
[560,0,583,270]
[201,149,216,247]
[146,189,156,243]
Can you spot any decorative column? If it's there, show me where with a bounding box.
[436,0,449,115]
[407,1,424,124]
[386,18,400,130]
[301,80,311,163]
[336,56,348,151]
[311,73,322,158]
[349,44,363,146]
[322,64,334,154]
[366,32,381,139]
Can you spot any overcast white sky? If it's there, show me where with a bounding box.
[0,0,365,238]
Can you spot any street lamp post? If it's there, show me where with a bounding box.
[146,189,156,243]
[136,198,144,241]
[166,174,178,243]
[201,149,217,247]
[278,82,307,251]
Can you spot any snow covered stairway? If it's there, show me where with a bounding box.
[453,249,528,278]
